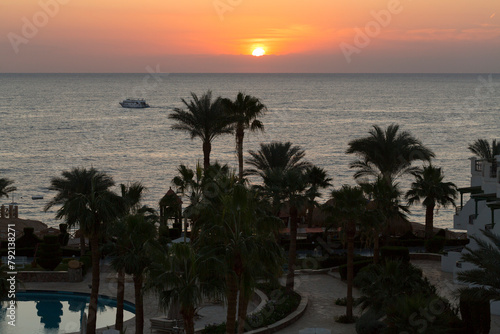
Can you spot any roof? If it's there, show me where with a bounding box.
[458,186,483,194]
[0,217,47,240]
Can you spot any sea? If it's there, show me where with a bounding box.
[1,73,499,230]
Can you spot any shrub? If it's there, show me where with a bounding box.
[380,246,410,263]
[80,252,92,276]
[15,227,41,249]
[36,235,62,271]
[425,236,445,253]
[356,309,386,334]
[339,259,373,280]
[202,323,226,334]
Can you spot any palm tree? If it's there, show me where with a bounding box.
[221,92,267,181]
[355,261,436,313]
[304,166,332,227]
[458,229,500,301]
[468,138,500,163]
[346,124,435,183]
[111,182,149,331]
[45,167,123,334]
[169,91,233,169]
[0,176,16,198]
[146,243,221,334]
[246,142,311,291]
[110,214,158,334]
[246,142,311,178]
[405,165,457,240]
[360,178,409,263]
[197,181,284,333]
[329,185,367,321]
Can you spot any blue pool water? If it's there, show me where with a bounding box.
[0,290,135,333]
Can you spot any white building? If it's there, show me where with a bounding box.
[441,155,500,313]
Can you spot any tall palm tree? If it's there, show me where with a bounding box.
[329,185,366,321]
[246,142,311,291]
[111,182,149,331]
[45,167,123,334]
[110,214,158,334]
[360,178,409,263]
[468,138,500,163]
[146,242,222,334]
[169,91,234,169]
[0,176,16,198]
[346,124,435,183]
[197,182,283,334]
[304,166,332,227]
[405,165,457,240]
[221,92,267,181]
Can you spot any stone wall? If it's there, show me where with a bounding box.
[17,268,82,282]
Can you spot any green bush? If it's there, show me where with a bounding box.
[80,252,92,276]
[356,309,386,334]
[15,227,41,249]
[339,259,373,280]
[425,236,445,253]
[380,246,410,263]
[335,296,359,306]
[36,235,62,271]
[202,323,226,334]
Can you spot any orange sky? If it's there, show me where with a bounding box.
[1,0,499,72]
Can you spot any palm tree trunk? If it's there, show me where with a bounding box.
[115,269,125,331]
[181,307,195,334]
[306,203,314,228]
[425,204,435,240]
[236,126,245,181]
[237,290,249,334]
[226,273,238,334]
[373,232,380,264]
[203,141,211,170]
[346,220,355,320]
[87,234,101,334]
[286,206,298,291]
[134,274,144,334]
[80,233,86,257]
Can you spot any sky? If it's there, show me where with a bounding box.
[1,0,499,73]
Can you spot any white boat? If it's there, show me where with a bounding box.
[119,98,150,108]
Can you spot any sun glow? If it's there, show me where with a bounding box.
[252,47,266,57]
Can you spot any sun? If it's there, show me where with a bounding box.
[252,47,266,57]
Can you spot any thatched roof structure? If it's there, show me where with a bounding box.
[0,217,47,240]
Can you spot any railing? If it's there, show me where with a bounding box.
[469,214,477,225]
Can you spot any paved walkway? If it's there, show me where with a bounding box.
[275,273,358,334]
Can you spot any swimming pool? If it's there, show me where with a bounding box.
[0,290,135,334]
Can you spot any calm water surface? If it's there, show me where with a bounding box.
[1,73,499,229]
